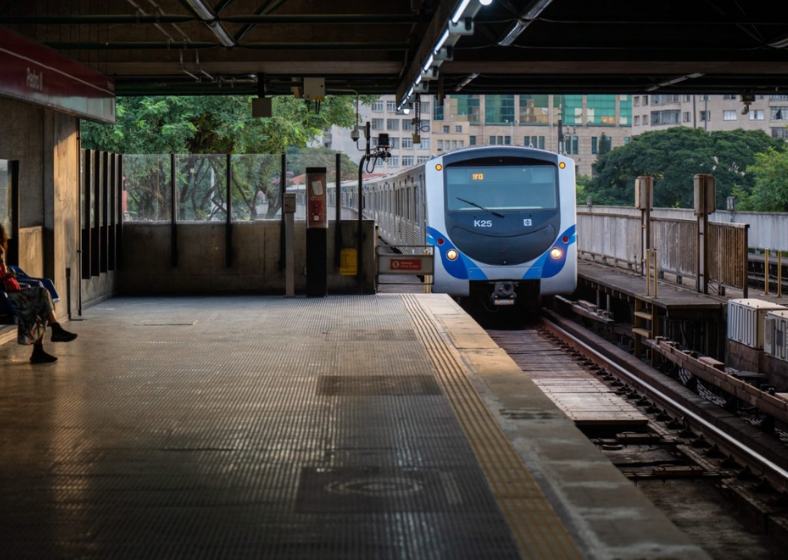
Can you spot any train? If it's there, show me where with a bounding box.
[361,145,577,309]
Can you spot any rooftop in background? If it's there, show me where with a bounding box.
[2,1,788,98]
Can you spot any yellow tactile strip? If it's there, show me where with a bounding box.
[403,295,582,560]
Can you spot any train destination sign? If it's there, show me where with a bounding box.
[0,28,115,123]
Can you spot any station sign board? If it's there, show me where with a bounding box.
[378,253,434,275]
[0,27,115,123]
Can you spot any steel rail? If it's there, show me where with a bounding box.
[540,317,788,485]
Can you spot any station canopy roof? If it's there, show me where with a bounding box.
[3,0,788,101]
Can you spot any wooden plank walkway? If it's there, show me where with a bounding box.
[489,329,648,428]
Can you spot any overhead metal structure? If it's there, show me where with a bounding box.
[2,0,788,99]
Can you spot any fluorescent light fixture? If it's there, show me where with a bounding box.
[182,0,216,20]
[434,29,450,54]
[498,0,554,46]
[209,22,236,47]
[415,74,423,85]
[645,73,704,92]
[479,0,493,5]
[455,72,479,92]
[422,54,435,73]
[769,34,788,49]
[451,0,472,24]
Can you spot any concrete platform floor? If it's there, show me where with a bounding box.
[0,295,708,559]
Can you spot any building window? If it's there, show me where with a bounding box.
[402,156,414,167]
[420,138,431,149]
[433,105,444,121]
[683,112,691,123]
[723,110,737,121]
[771,127,788,139]
[437,140,443,150]
[643,95,649,106]
[459,140,464,148]
[387,119,400,131]
[401,137,413,149]
[634,96,640,107]
[749,110,765,121]
[371,118,384,130]
[771,107,788,120]
[387,156,399,167]
[651,110,680,125]
[771,95,788,100]
[454,95,481,125]
[538,136,545,150]
[443,125,450,133]
[372,100,384,112]
[451,140,457,150]
[504,136,512,145]
[651,94,681,105]
[685,95,692,102]
[701,95,710,101]
[624,137,631,144]
[723,94,737,100]
[485,94,516,125]
[634,115,640,126]
[519,94,550,125]
[420,102,430,115]
[402,119,413,131]
[386,101,396,112]
[699,110,711,122]
[591,136,598,154]
[389,137,400,149]
[572,136,578,154]
[554,94,583,125]
[455,125,462,133]
[619,95,631,125]
[643,114,649,125]
[489,136,496,145]
[469,136,476,145]
[417,156,430,164]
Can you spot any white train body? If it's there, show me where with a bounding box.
[363,146,577,307]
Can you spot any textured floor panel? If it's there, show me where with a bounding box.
[0,295,520,559]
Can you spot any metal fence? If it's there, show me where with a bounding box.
[577,207,750,293]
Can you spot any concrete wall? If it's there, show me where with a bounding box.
[120,220,377,294]
[579,205,788,252]
[0,97,118,318]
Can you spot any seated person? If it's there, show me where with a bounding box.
[0,224,77,364]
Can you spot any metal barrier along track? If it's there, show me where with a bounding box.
[539,316,788,495]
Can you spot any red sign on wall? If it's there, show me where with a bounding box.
[390,258,422,271]
[0,27,115,123]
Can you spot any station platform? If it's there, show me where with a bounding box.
[0,294,707,559]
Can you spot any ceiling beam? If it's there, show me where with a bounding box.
[0,14,421,25]
[46,41,410,51]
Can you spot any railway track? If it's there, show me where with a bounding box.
[487,312,788,557]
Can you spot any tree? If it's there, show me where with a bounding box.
[286,146,359,181]
[597,133,611,158]
[82,95,372,220]
[586,127,785,208]
[736,148,788,211]
[575,174,592,205]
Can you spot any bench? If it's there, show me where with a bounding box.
[0,266,60,320]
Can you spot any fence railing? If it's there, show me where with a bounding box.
[577,207,750,294]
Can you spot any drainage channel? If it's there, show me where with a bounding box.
[486,315,788,560]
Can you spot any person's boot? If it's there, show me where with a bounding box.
[51,322,78,343]
[30,344,57,363]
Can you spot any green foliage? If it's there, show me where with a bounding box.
[286,146,359,181]
[575,173,591,204]
[737,148,788,211]
[585,127,785,208]
[597,133,611,158]
[85,95,375,221]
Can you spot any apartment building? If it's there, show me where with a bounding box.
[319,93,633,176]
[632,94,788,138]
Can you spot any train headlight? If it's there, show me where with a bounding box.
[549,247,563,259]
[559,162,566,169]
[446,249,459,261]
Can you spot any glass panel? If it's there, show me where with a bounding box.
[484,95,515,125]
[554,94,582,125]
[446,166,557,210]
[122,154,172,222]
[0,160,9,236]
[619,95,631,125]
[230,154,281,221]
[519,94,550,125]
[453,95,481,124]
[176,154,227,222]
[586,94,616,126]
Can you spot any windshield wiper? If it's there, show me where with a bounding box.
[456,197,505,218]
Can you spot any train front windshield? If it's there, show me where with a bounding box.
[445,165,558,211]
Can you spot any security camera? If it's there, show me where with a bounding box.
[351,125,360,141]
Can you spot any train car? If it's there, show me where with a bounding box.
[361,146,577,309]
